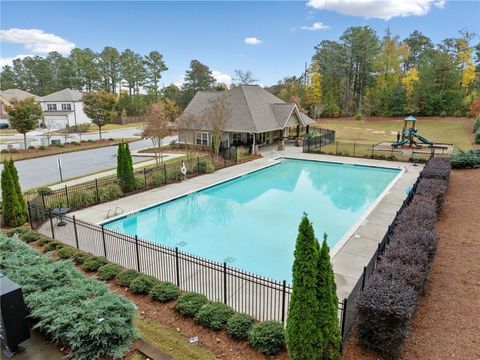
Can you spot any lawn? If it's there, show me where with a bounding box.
[314,117,474,151]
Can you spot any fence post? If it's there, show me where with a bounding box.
[144,168,147,188]
[41,192,46,209]
[175,247,180,286]
[27,201,33,229]
[197,157,200,175]
[353,142,356,157]
[335,141,339,155]
[224,156,226,168]
[371,144,374,158]
[134,235,141,272]
[281,280,287,323]
[64,185,69,207]
[73,215,79,249]
[101,224,107,258]
[361,266,367,290]
[48,209,55,239]
[341,298,348,339]
[223,262,227,304]
[95,178,100,203]
[164,163,167,184]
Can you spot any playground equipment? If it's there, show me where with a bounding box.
[391,116,434,148]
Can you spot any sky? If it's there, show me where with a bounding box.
[1,1,479,87]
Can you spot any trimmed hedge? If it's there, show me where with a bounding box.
[356,156,450,358]
[175,292,209,317]
[248,321,285,356]
[129,275,158,294]
[116,269,141,287]
[73,252,90,265]
[150,281,181,302]
[58,247,77,259]
[0,236,136,360]
[82,256,108,272]
[195,302,234,330]
[226,313,255,340]
[98,263,123,281]
[44,240,64,253]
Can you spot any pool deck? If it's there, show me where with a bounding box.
[68,145,422,300]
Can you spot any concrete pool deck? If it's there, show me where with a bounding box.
[68,145,422,300]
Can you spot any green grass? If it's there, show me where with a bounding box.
[315,117,473,150]
[135,316,218,360]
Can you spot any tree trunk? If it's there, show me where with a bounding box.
[98,125,102,140]
[23,133,27,150]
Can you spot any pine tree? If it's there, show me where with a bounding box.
[286,214,322,360]
[1,160,25,227]
[8,159,28,222]
[317,234,341,359]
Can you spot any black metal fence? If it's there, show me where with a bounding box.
[28,150,241,212]
[303,139,450,162]
[303,128,336,153]
[339,172,422,345]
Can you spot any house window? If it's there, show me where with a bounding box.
[232,133,242,144]
[195,132,209,146]
[62,103,72,111]
[246,133,253,143]
[47,104,57,111]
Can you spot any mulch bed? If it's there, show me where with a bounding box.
[341,168,480,360]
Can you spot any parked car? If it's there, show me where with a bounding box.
[0,122,10,129]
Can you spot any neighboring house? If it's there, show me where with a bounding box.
[176,85,315,148]
[0,89,39,120]
[39,88,90,128]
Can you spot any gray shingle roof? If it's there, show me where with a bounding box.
[177,85,315,133]
[0,89,39,101]
[40,88,83,102]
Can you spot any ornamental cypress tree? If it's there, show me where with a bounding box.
[8,159,27,222]
[317,234,341,359]
[122,143,135,192]
[286,214,322,360]
[1,160,25,227]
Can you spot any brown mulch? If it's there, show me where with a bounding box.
[341,169,480,360]
[107,282,289,360]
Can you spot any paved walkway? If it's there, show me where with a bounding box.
[68,145,422,300]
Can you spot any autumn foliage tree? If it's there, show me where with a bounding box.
[83,91,117,139]
[5,97,42,150]
[201,97,231,157]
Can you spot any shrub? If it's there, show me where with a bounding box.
[392,227,437,261]
[129,274,158,294]
[73,252,91,265]
[150,281,181,302]
[175,292,209,317]
[473,116,480,133]
[151,172,165,186]
[9,148,18,153]
[69,191,96,209]
[0,149,8,153]
[44,240,63,253]
[396,201,437,231]
[450,148,480,169]
[28,145,36,149]
[38,237,52,246]
[356,273,418,358]
[58,247,77,259]
[196,160,215,174]
[475,131,480,144]
[195,302,234,330]
[116,269,141,287]
[226,313,255,340]
[82,256,108,272]
[376,258,427,293]
[0,236,136,360]
[37,187,54,196]
[98,263,123,281]
[421,157,451,182]
[39,145,47,150]
[98,184,122,202]
[19,229,43,243]
[248,321,285,356]
[415,179,448,214]
[355,113,363,121]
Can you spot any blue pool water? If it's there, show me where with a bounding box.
[104,159,400,283]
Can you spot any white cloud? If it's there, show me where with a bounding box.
[300,22,330,31]
[0,54,32,68]
[306,0,445,20]
[0,28,75,54]
[212,70,232,86]
[173,75,185,89]
[244,37,263,45]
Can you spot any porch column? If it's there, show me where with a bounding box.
[296,125,300,137]
[306,125,310,134]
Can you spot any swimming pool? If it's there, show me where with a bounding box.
[104,159,401,282]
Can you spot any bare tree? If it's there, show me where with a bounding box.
[234,69,258,85]
[143,102,177,165]
[40,118,62,145]
[201,97,231,157]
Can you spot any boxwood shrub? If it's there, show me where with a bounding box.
[98,263,123,281]
[82,256,108,272]
[73,252,90,265]
[44,240,64,253]
[356,273,418,358]
[226,313,255,340]
[129,274,158,294]
[0,236,136,360]
[248,321,285,356]
[116,269,141,287]
[175,292,209,317]
[58,247,77,259]
[150,281,181,302]
[195,302,234,330]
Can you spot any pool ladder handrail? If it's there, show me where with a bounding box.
[106,207,124,218]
